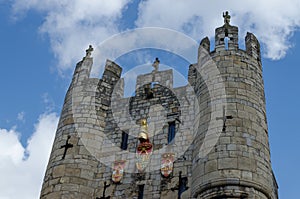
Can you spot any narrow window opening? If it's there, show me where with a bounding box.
[178,175,188,198]
[121,131,128,150]
[138,184,145,199]
[224,37,229,50]
[168,121,176,144]
[150,82,157,88]
[144,83,153,99]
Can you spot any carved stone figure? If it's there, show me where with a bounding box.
[85,45,93,58]
[152,57,160,72]
[223,11,231,25]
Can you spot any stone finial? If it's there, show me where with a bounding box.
[223,11,231,25]
[85,45,94,58]
[152,57,160,72]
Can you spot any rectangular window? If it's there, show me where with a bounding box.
[168,121,176,144]
[121,131,128,150]
[224,37,229,50]
[138,184,145,199]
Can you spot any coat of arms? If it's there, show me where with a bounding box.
[112,160,126,183]
[161,153,175,177]
[136,141,153,172]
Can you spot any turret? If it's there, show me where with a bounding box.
[191,12,278,199]
[40,46,123,199]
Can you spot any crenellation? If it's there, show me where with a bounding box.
[72,57,93,86]
[199,36,210,53]
[103,59,122,78]
[246,32,261,62]
[215,25,239,51]
[41,12,278,199]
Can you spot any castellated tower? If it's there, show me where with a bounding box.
[190,13,278,198]
[41,13,278,199]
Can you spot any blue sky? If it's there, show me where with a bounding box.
[0,0,299,198]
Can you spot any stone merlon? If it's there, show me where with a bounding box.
[200,24,261,62]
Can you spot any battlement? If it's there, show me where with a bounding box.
[136,69,173,88]
[215,24,239,51]
[199,12,261,62]
[200,28,261,61]
[246,32,261,61]
[102,59,122,81]
[70,52,178,103]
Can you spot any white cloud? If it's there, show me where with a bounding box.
[136,0,300,60]
[0,112,59,199]
[11,0,133,74]
[10,0,300,75]
[0,128,24,164]
[92,27,198,76]
[17,111,25,122]
[41,92,56,112]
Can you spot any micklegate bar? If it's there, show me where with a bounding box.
[40,12,278,199]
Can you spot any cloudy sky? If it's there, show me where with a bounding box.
[0,0,300,198]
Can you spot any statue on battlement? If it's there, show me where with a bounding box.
[223,11,231,25]
[85,45,93,58]
[152,57,160,72]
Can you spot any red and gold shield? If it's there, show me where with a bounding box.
[112,160,126,183]
[161,153,175,177]
[136,142,153,172]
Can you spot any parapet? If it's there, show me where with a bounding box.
[72,45,94,83]
[215,24,239,51]
[102,59,122,84]
[135,69,173,99]
[136,69,173,90]
[199,26,261,62]
[246,32,261,61]
[71,57,93,86]
[199,37,210,52]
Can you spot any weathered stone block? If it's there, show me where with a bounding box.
[218,158,238,169]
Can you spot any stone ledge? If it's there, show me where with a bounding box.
[192,178,273,199]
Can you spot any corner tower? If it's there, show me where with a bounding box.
[40,46,123,198]
[191,12,278,198]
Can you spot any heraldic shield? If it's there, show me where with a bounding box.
[161,153,175,177]
[136,142,153,172]
[112,160,126,183]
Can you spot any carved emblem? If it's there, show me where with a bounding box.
[112,160,126,183]
[60,135,73,160]
[136,142,153,172]
[161,153,175,177]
